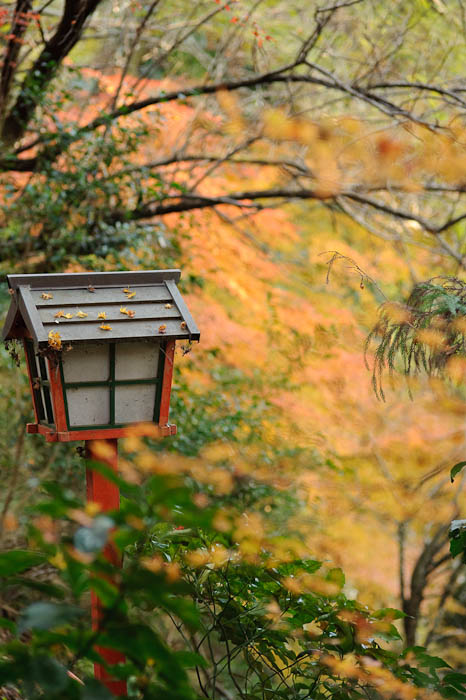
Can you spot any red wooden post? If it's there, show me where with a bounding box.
[159,339,176,427]
[85,438,127,697]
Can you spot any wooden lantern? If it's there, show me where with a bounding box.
[2,270,199,442]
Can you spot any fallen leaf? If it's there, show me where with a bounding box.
[99,323,112,331]
[48,330,62,350]
[180,321,187,330]
[54,310,65,318]
[76,310,88,318]
[126,291,136,299]
[87,285,95,293]
[120,306,136,318]
[123,287,131,293]
[63,313,74,319]
[98,311,106,320]
[41,292,53,300]
[165,303,173,309]
[159,324,167,334]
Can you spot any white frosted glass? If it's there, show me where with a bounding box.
[67,387,110,427]
[114,384,156,423]
[62,344,109,383]
[115,341,159,380]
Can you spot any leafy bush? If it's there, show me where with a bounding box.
[1,444,465,699]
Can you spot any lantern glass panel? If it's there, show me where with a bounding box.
[67,386,110,427]
[62,344,109,383]
[115,341,160,380]
[114,384,157,423]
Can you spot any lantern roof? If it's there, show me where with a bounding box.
[2,270,200,347]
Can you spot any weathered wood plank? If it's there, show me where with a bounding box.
[38,302,182,324]
[42,318,192,343]
[32,285,172,307]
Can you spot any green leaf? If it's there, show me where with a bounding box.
[6,576,65,599]
[450,461,466,482]
[174,650,209,669]
[0,617,15,633]
[18,602,83,634]
[28,656,68,693]
[82,679,115,700]
[163,596,201,630]
[373,607,406,620]
[450,530,466,558]
[0,550,45,576]
[443,672,466,692]
[326,567,345,590]
[89,577,120,608]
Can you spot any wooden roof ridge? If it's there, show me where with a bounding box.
[6,269,181,290]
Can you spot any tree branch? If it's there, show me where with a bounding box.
[0,0,33,114]
[1,0,104,146]
[402,526,448,646]
[2,58,451,169]
[101,186,466,244]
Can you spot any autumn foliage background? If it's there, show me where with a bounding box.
[1,0,466,697]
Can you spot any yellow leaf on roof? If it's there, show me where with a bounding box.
[63,313,74,319]
[120,306,137,318]
[99,323,112,331]
[54,310,65,318]
[76,310,88,318]
[41,292,53,300]
[165,303,173,309]
[126,291,136,299]
[48,330,62,350]
[123,287,131,293]
[98,312,106,320]
[158,324,167,334]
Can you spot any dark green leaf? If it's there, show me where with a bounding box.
[174,650,209,669]
[18,602,83,634]
[82,679,115,700]
[0,550,45,576]
[450,530,466,558]
[451,461,466,482]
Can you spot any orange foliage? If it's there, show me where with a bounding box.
[12,69,466,626]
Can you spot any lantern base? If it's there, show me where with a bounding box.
[26,422,177,442]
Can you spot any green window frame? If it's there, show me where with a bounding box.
[59,340,166,430]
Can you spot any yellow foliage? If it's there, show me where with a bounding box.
[415,328,447,349]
